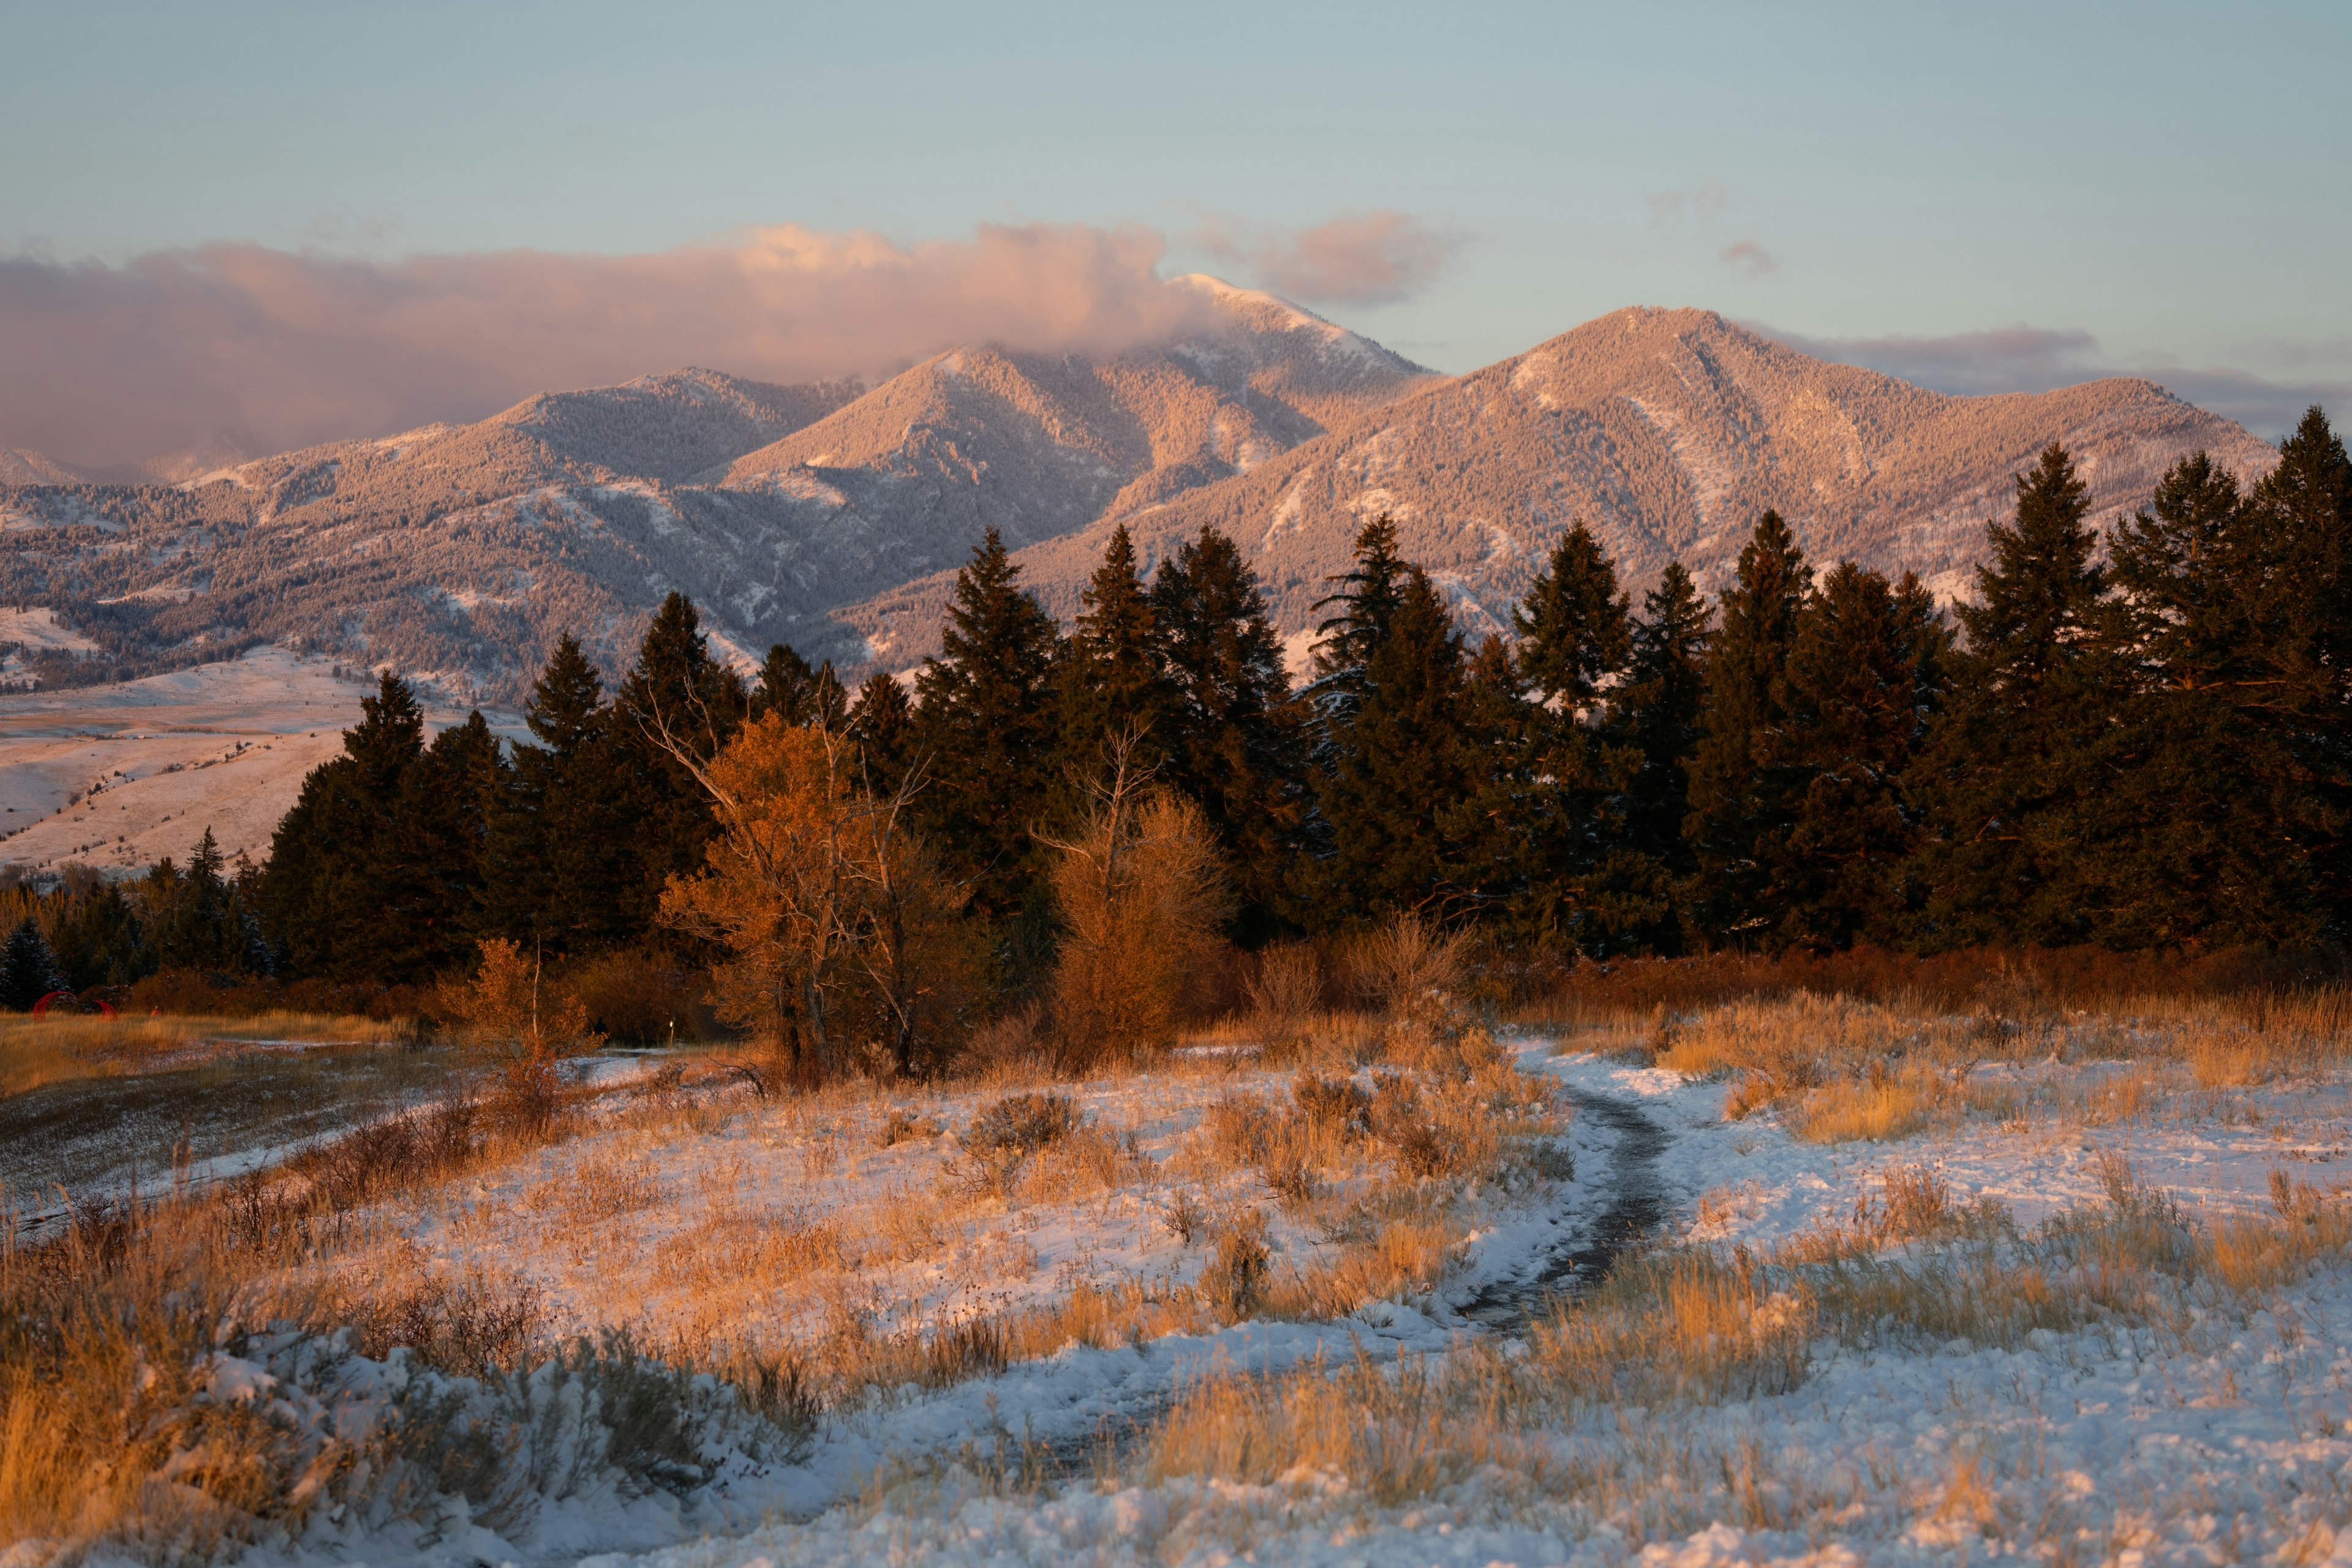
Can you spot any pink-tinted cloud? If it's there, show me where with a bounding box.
[0,222,1223,469]
[1719,239,1777,277]
[1194,210,1459,307]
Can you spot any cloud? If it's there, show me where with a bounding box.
[1758,322,2346,440]
[0,222,1226,468]
[1193,210,1460,307]
[1718,239,1777,277]
[1649,178,1730,225]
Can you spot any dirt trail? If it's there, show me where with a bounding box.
[1459,1084,1674,1332]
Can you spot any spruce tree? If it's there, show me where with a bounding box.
[848,671,919,798]
[1609,562,1712,875]
[913,527,1063,922]
[0,917,62,1009]
[1515,520,1632,710]
[2239,409,2352,930]
[1684,511,1811,945]
[155,827,241,970]
[1306,567,1477,921]
[1150,526,1306,930]
[260,671,431,978]
[1905,445,2125,947]
[616,593,746,927]
[491,636,640,953]
[752,643,816,722]
[1758,565,1947,950]
[1310,514,1409,698]
[1058,524,1175,779]
[2101,453,2302,943]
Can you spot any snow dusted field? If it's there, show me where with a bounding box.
[0,646,516,873]
[187,1003,2352,1568]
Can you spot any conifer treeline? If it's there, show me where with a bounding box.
[24,410,2343,1009]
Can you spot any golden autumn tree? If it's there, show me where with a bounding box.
[1043,747,1231,1070]
[654,709,966,1085]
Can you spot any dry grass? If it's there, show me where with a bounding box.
[1138,1153,2352,1523]
[0,1010,410,1097]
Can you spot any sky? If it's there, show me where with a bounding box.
[3,0,2346,466]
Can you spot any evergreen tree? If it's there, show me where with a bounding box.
[260,672,427,977]
[616,593,747,927]
[1905,445,2126,947]
[848,671,919,799]
[1058,524,1175,779]
[1306,568,1477,921]
[1310,514,1409,698]
[1515,521,1632,709]
[808,662,850,731]
[1758,565,1947,950]
[47,878,149,989]
[1608,562,1712,876]
[154,827,243,970]
[1150,526,1307,930]
[752,643,816,722]
[491,636,640,953]
[1685,512,1812,945]
[2101,453,2303,943]
[913,527,1063,922]
[2237,409,2352,930]
[0,917,62,1009]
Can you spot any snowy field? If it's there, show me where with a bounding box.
[0,646,516,874]
[17,997,2352,1567]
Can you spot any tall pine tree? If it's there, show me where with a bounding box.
[1685,511,1811,946]
[1305,567,1477,922]
[914,527,1063,924]
[616,593,746,930]
[1757,565,1947,950]
[1150,526,1306,929]
[1058,524,1174,780]
[1906,445,2126,948]
[848,671,919,799]
[489,635,641,952]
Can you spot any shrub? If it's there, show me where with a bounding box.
[1198,1213,1271,1322]
[1343,912,1471,1016]
[1245,943,1325,1037]
[1044,782,1231,1070]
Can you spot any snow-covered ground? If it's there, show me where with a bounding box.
[170,1019,2352,1568]
[0,646,519,873]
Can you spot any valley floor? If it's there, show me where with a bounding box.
[164,1000,2352,1568]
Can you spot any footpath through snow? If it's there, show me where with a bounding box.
[234,1035,2352,1567]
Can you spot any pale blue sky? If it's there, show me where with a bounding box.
[4,0,2346,445]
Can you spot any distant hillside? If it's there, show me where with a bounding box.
[0,282,1428,700]
[839,307,2280,666]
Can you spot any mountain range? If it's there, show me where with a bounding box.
[0,285,2277,701]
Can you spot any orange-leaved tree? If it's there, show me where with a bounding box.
[1043,745,1231,1071]
[655,709,966,1084]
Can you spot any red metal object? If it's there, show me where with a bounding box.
[31,990,69,1017]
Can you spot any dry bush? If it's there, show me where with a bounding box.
[440,938,602,1126]
[1161,1189,1208,1246]
[563,948,703,1044]
[1793,1060,1947,1144]
[1045,783,1231,1071]
[960,1001,1049,1081]
[1244,943,1326,1042]
[872,1107,941,1147]
[654,1211,854,1294]
[526,1153,665,1219]
[342,1270,545,1378]
[952,1092,1080,1194]
[1197,1212,1271,1323]
[1343,912,1471,1017]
